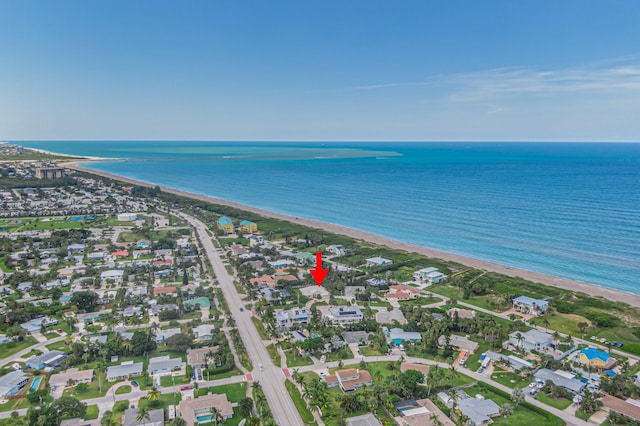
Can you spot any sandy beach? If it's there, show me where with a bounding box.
[65,160,640,308]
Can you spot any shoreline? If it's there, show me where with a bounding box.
[64,160,640,308]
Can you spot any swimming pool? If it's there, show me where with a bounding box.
[196,414,213,422]
[30,376,42,391]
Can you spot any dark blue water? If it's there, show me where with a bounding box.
[18,141,640,294]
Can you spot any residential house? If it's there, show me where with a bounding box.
[365,257,392,267]
[375,308,407,325]
[321,306,364,325]
[385,284,421,301]
[0,371,29,397]
[183,296,211,309]
[250,275,277,288]
[156,328,182,344]
[187,347,220,369]
[508,329,553,352]
[486,351,532,371]
[326,245,346,256]
[193,324,216,341]
[447,308,476,320]
[295,251,316,265]
[20,316,58,334]
[274,308,312,330]
[438,335,479,352]
[261,287,282,303]
[268,259,295,269]
[49,368,94,388]
[148,356,183,376]
[248,235,264,247]
[239,220,257,233]
[323,369,372,393]
[602,395,640,423]
[389,328,422,345]
[345,414,383,426]
[216,216,234,233]
[394,398,454,426]
[512,296,549,316]
[0,335,10,346]
[26,350,66,369]
[413,267,448,285]
[150,303,179,316]
[178,393,234,424]
[100,269,124,282]
[457,395,501,425]
[341,331,372,347]
[578,348,617,372]
[66,244,86,254]
[106,361,143,382]
[123,408,164,426]
[533,368,586,394]
[153,286,177,296]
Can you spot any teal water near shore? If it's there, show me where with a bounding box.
[18,141,640,294]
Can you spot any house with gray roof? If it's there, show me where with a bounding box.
[534,368,586,394]
[508,329,553,352]
[513,295,549,316]
[148,356,183,376]
[155,327,181,344]
[341,331,372,347]
[123,408,164,426]
[106,361,143,382]
[457,396,500,425]
[0,371,29,397]
[389,328,422,345]
[26,350,66,369]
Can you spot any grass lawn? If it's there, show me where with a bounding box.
[115,385,132,395]
[360,346,383,356]
[63,371,115,400]
[251,317,270,340]
[536,392,572,410]
[490,371,531,389]
[84,404,99,420]
[160,375,191,387]
[464,341,491,371]
[284,350,314,367]
[138,392,181,411]
[45,332,60,339]
[465,384,553,425]
[203,367,243,381]
[0,336,37,358]
[285,380,316,424]
[199,383,247,403]
[267,344,282,366]
[0,258,13,272]
[324,350,354,363]
[575,409,592,421]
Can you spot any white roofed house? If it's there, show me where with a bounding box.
[49,368,94,388]
[365,256,392,267]
[274,307,312,331]
[106,361,143,382]
[148,356,183,376]
[193,324,216,341]
[321,306,364,325]
[155,327,182,344]
[513,296,549,316]
[0,371,29,398]
[413,267,447,285]
[178,393,234,424]
[508,329,553,352]
[100,269,124,283]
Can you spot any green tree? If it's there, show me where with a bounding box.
[51,396,87,418]
[136,407,151,425]
[238,397,254,417]
[499,403,513,426]
[165,333,193,353]
[70,291,99,312]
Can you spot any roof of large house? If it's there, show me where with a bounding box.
[179,393,233,424]
[534,368,585,393]
[457,397,500,425]
[187,347,219,366]
[106,362,143,381]
[148,356,182,372]
[217,216,233,226]
[123,408,164,426]
[513,295,549,307]
[337,369,372,392]
[0,371,27,387]
[389,328,422,341]
[401,363,430,376]
[49,368,94,384]
[153,286,177,294]
[602,395,640,421]
[27,350,65,366]
[510,329,552,345]
[580,348,611,362]
[345,413,383,426]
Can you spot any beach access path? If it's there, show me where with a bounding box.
[65,162,640,308]
[177,211,305,426]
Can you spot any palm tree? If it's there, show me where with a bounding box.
[252,381,262,393]
[430,413,444,426]
[499,403,513,426]
[210,406,223,426]
[147,386,161,401]
[136,407,151,426]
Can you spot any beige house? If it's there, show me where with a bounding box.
[178,394,233,425]
[49,368,94,388]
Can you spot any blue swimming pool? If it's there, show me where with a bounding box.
[196,414,213,422]
[30,376,42,391]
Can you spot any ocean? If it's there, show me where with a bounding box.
[17,141,640,295]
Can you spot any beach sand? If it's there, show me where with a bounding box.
[65,161,640,308]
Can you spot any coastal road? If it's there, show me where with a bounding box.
[178,212,304,426]
[295,355,589,426]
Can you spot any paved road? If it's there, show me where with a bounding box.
[0,374,245,419]
[296,355,589,426]
[179,212,304,426]
[0,335,65,368]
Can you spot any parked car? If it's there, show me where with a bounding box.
[180,385,193,391]
[240,307,244,311]
[131,381,139,387]
[618,342,624,348]
[478,367,484,373]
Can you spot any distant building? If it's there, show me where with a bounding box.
[512,296,549,316]
[239,220,257,233]
[35,167,66,179]
[326,245,346,256]
[117,213,138,222]
[216,216,234,233]
[365,257,392,267]
[385,284,421,301]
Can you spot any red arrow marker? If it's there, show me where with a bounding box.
[309,251,328,286]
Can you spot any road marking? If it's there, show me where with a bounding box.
[282,368,290,378]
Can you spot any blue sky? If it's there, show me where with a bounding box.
[1,1,639,141]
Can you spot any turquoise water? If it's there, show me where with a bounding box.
[196,414,213,422]
[18,141,640,294]
[30,376,42,391]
